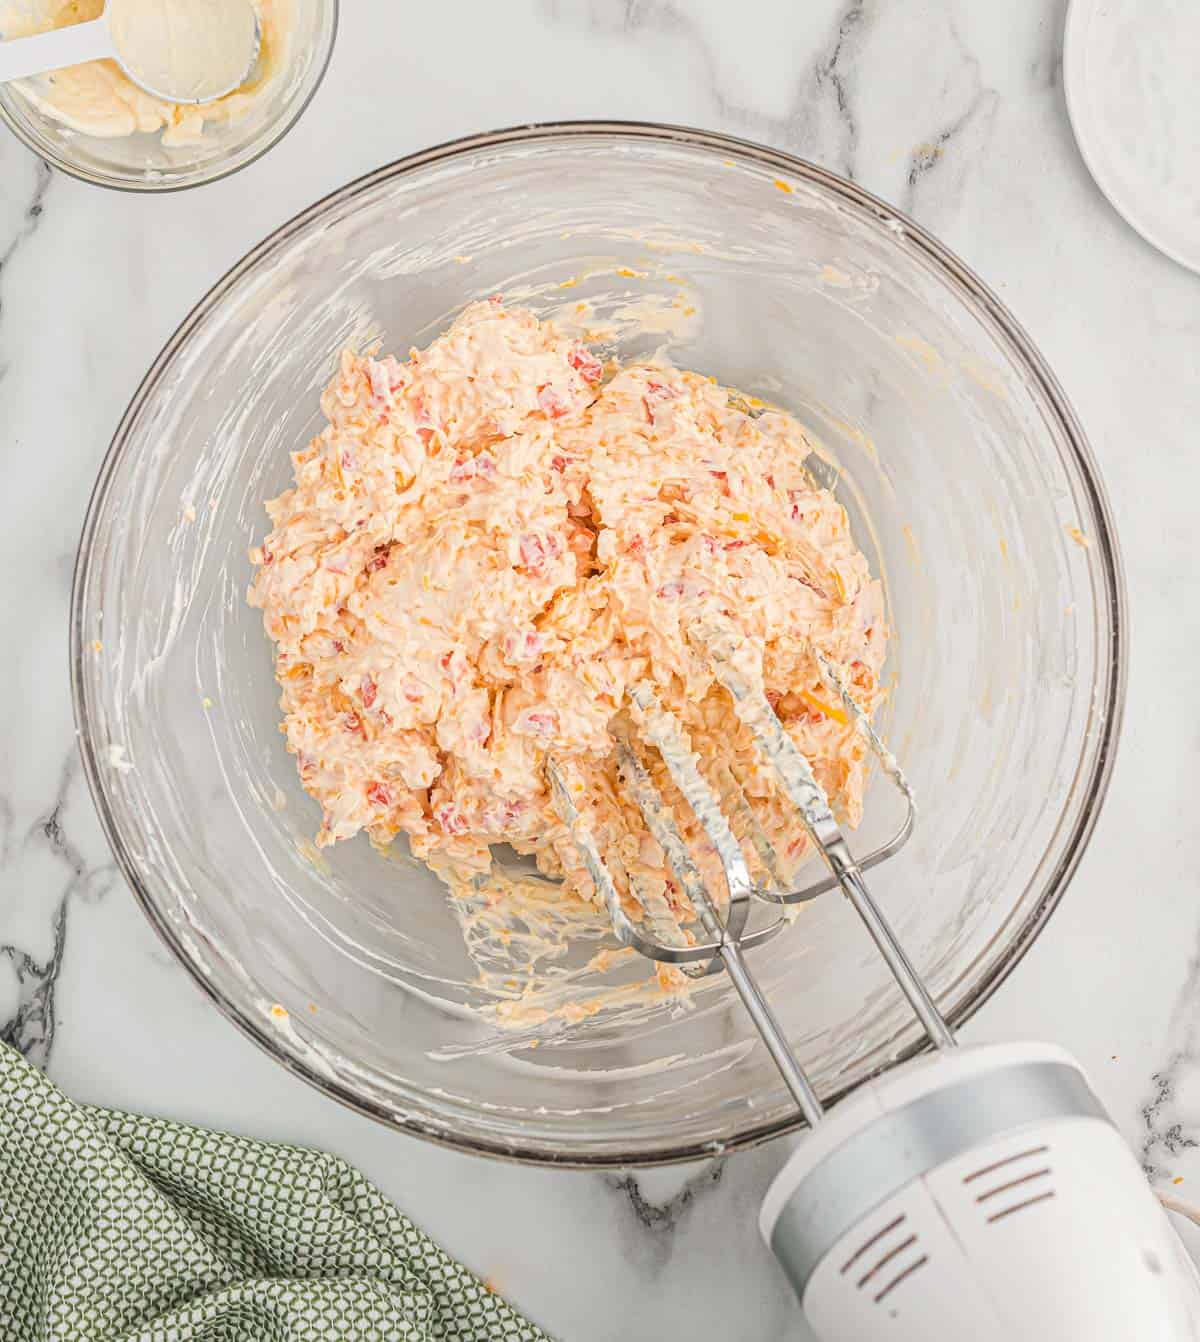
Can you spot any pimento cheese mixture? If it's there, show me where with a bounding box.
[249,300,886,937]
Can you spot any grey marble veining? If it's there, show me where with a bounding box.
[1141,953,1200,1180]
[0,746,116,1067]
[2,2,1200,1337]
[0,890,65,1065]
[0,157,49,282]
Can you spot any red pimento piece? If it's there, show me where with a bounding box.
[497,799,526,827]
[516,709,557,736]
[550,454,567,473]
[367,782,392,808]
[361,675,378,709]
[643,379,677,422]
[538,385,569,419]
[504,630,543,662]
[402,677,423,704]
[568,345,603,384]
[519,533,547,573]
[368,550,389,572]
[449,454,497,486]
[849,659,873,692]
[367,360,393,405]
[412,396,437,447]
[343,712,362,733]
[435,804,468,835]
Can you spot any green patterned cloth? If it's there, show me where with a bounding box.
[0,1044,550,1341]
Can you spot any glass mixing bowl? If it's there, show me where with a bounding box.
[71,123,1125,1165]
[0,0,336,191]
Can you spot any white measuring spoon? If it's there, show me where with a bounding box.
[0,0,260,105]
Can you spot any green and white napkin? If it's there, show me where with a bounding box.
[0,1043,550,1341]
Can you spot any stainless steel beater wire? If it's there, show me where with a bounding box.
[698,628,957,1053]
[720,938,825,1125]
[618,697,826,1119]
[826,839,957,1051]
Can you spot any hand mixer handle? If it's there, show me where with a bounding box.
[761,1042,1200,1340]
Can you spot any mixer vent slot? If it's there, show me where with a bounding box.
[962,1143,1049,1185]
[839,1214,928,1305]
[974,1167,1052,1204]
[963,1143,1055,1223]
[985,1190,1056,1224]
[839,1214,906,1275]
[855,1233,917,1289]
[874,1254,929,1304]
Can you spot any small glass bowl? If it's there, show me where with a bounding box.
[72,123,1126,1165]
[0,0,336,191]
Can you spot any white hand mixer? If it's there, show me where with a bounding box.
[549,623,1200,1340]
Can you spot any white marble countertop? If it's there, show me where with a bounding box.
[2,2,1199,1337]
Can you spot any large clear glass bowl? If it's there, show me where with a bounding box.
[0,0,336,192]
[71,123,1125,1165]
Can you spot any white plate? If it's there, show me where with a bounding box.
[1064,0,1200,274]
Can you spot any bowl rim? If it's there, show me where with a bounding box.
[70,119,1128,1166]
[0,0,339,194]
